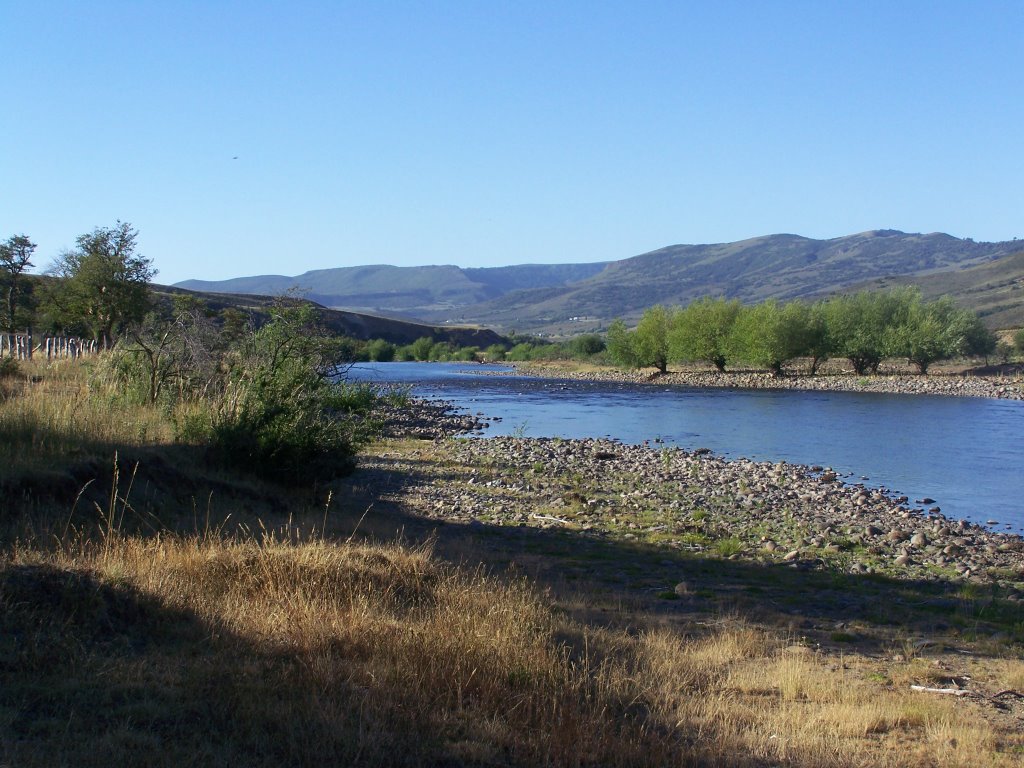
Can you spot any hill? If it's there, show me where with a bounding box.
[154,285,506,347]
[848,249,1024,329]
[429,231,1023,333]
[176,262,609,315]
[175,231,1024,335]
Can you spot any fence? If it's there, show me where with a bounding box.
[0,333,99,361]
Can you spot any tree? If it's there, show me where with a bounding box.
[803,300,833,375]
[668,297,740,372]
[634,305,674,373]
[567,333,605,358]
[0,234,36,332]
[1015,328,1024,356]
[824,290,908,375]
[409,336,434,361]
[728,300,809,376]
[885,293,987,374]
[48,222,155,347]
[365,338,396,362]
[606,319,639,368]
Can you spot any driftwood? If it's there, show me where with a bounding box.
[911,685,1024,701]
[530,513,575,527]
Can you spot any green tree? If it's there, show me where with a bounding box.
[567,333,605,358]
[668,297,740,372]
[366,338,396,362]
[0,234,37,332]
[824,289,909,375]
[606,319,639,368]
[409,336,434,361]
[505,342,536,361]
[634,304,674,373]
[1014,328,1024,356]
[886,293,987,373]
[962,315,997,362]
[728,300,809,376]
[803,300,833,374]
[48,222,155,347]
[483,343,507,361]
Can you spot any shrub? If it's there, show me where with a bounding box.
[0,356,20,379]
[208,306,382,485]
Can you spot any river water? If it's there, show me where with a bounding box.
[347,362,1024,532]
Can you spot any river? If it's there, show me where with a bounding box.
[347,362,1024,532]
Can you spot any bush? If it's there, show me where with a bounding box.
[0,356,20,379]
[568,334,605,358]
[208,306,382,485]
[365,339,396,362]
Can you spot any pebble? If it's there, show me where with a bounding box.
[369,400,1024,590]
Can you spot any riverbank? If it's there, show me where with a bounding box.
[368,414,1024,594]
[515,361,1024,400]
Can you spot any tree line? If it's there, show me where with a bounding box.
[606,290,1001,376]
[1,222,155,344]
[1,223,396,485]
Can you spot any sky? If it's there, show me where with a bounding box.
[2,1,1023,285]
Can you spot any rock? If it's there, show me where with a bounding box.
[894,553,912,566]
[783,550,801,561]
[911,532,928,548]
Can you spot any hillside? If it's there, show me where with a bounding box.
[176,262,609,315]
[154,285,506,347]
[849,249,1024,329]
[431,231,1023,333]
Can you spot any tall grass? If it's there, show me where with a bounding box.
[2,357,1023,766]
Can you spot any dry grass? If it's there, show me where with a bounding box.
[0,358,174,473]
[3,357,1024,766]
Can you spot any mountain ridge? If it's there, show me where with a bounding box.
[176,231,1024,333]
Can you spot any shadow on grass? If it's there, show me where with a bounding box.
[342,449,1024,656]
[0,561,471,767]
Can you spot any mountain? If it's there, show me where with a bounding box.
[422,231,1024,333]
[176,231,1024,334]
[176,263,609,315]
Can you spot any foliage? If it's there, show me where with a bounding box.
[727,300,809,376]
[366,338,396,362]
[409,336,435,361]
[483,343,507,361]
[46,222,155,347]
[606,319,640,368]
[803,300,833,374]
[668,297,739,372]
[567,333,605,358]
[111,297,224,404]
[208,303,379,484]
[1015,328,1024,355]
[0,233,37,332]
[634,305,674,373]
[823,290,908,375]
[885,292,995,373]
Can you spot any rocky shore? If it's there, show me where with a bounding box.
[516,363,1024,400]
[370,400,1024,597]
[376,396,492,439]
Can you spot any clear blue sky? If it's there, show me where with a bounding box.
[3,1,1022,285]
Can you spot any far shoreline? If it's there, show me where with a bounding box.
[509,360,1024,401]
